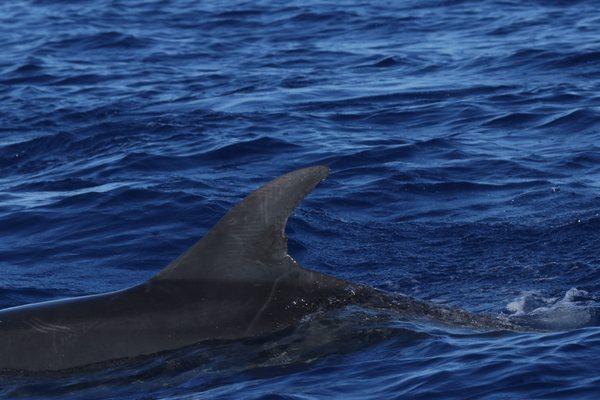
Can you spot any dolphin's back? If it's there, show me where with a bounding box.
[0,166,360,372]
[0,272,352,371]
[0,290,137,371]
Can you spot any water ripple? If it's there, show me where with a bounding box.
[0,0,599,399]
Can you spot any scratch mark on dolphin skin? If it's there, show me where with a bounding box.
[24,319,71,333]
[245,272,288,336]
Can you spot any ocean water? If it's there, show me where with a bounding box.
[1,0,599,398]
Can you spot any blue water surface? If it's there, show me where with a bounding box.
[1,0,599,398]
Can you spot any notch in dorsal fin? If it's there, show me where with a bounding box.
[152,165,329,282]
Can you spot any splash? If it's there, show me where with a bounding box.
[506,288,599,330]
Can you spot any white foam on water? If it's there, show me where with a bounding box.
[506,288,597,330]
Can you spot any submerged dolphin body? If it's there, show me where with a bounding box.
[0,166,514,372]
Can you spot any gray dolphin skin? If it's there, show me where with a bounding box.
[0,166,515,372]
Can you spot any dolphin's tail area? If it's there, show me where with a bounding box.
[152,166,330,283]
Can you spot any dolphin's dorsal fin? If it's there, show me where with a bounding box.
[152,165,329,282]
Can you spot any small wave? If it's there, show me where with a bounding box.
[286,11,358,23]
[46,31,150,52]
[555,150,600,170]
[200,137,300,162]
[0,74,56,86]
[537,108,600,131]
[11,177,99,192]
[399,180,549,194]
[484,112,545,128]
[353,56,413,69]
[321,137,460,168]
[372,56,401,68]
[280,75,317,89]
[507,48,550,62]
[10,57,45,75]
[214,9,265,19]
[0,132,74,168]
[487,19,546,36]
[298,85,517,110]
[546,50,600,69]
[50,74,104,86]
[97,137,299,175]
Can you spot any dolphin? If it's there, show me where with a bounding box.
[0,166,516,372]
